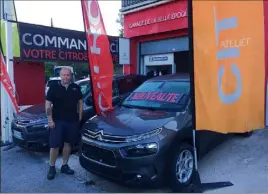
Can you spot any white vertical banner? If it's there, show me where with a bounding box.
[119,38,130,65]
[3,0,14,143]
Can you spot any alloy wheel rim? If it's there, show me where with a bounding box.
[175,149,194,184]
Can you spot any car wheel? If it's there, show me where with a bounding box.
[168,143,195,192]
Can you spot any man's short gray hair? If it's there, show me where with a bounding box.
[60,67,72,75]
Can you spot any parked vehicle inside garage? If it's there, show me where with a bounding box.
[79,74,252,192]
[11,74,148,152]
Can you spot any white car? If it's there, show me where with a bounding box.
[45,77,61,95]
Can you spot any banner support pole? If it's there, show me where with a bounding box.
[187,0,201,187]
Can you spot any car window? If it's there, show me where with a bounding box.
[78,81,91,98]
[117,77,146,94]
[133,76,147,87]
[54,68,61,77]
[112,81,118,97]
[116,78,129,94]
[80,80,117,100]
[122,81,190,111]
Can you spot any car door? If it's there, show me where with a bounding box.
[116,76,147,100]
[82,81,120,124]
[111,80,121,106]
[80,82,94,125]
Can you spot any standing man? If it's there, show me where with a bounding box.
[45,68,83,180]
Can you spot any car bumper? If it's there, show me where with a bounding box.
[11,124,49,152]
[79,138,167,187]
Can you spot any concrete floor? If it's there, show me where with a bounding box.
[1,129,268,193]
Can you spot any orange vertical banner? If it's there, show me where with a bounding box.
[192,1,265,133]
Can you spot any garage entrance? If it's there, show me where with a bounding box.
[143,53,175,77]
[140,36,189,76]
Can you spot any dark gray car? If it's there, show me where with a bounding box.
[11,74,148,152]
[79,74,252,192]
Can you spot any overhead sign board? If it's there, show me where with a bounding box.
[18,22,120,63]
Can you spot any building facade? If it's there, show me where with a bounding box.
[121,0,189,76]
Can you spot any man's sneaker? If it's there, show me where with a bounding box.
[47,166,56,180]
[60,164,74,175]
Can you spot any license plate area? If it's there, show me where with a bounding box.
[82,143,116,167]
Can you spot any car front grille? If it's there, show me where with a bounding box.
[80,156,122,179]
[26,126,48,133]
[83,127,162,143]
[81,143,116,167]
[84,129,127,143]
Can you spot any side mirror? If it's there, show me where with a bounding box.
[85,98,93,106]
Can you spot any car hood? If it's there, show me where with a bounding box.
[85,106,179,136]
[15,103,47,123]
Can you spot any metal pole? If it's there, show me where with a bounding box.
[1,85,8,143]
[1,0,9,143]
[187,0,199,172]
[193,128,198,170]
[4,0,14,143]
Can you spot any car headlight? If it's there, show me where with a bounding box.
[125,128,162,142]
[121,142,158,157]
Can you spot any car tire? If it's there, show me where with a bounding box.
[168,142,195,192]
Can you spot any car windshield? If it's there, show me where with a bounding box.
[122,81,190,111]
[54,68,61,77]
[47,80,59,87]
[78,81,91,98]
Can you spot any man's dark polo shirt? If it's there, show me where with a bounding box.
[46,81,83,122]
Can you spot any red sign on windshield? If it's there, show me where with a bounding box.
[127,92,182,103]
